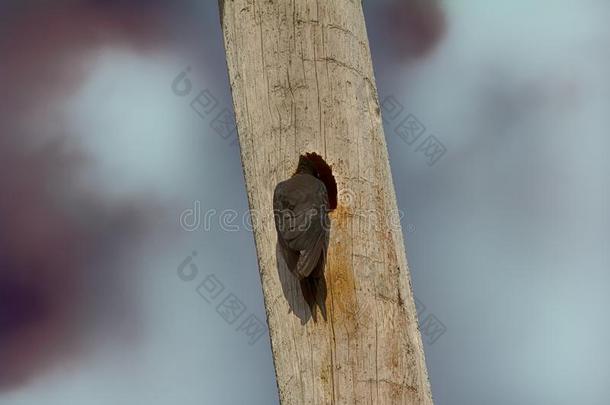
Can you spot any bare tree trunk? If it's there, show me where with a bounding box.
[218,1,433,404]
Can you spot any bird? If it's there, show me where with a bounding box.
[273,153,336,321]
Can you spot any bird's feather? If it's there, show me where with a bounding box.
[273,174,329,279]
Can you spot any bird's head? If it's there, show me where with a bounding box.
[294,153,338,210]
[295,155,318,176]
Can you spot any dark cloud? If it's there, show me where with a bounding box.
[0,0,167,391]
[385,0,446,59]
[367,0,446,65]
[0,129,157,390]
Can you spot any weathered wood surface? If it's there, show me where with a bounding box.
[219,1,433,403]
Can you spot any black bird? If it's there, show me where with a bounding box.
[273,153,336,321]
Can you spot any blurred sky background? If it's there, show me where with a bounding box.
[1,1,608,404]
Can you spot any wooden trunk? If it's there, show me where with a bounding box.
[218,1,433,403]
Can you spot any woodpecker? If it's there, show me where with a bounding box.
[273,153,336,321]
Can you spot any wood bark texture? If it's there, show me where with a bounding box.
[219,1,433,404]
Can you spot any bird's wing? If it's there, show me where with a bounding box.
[273,176,330,279]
